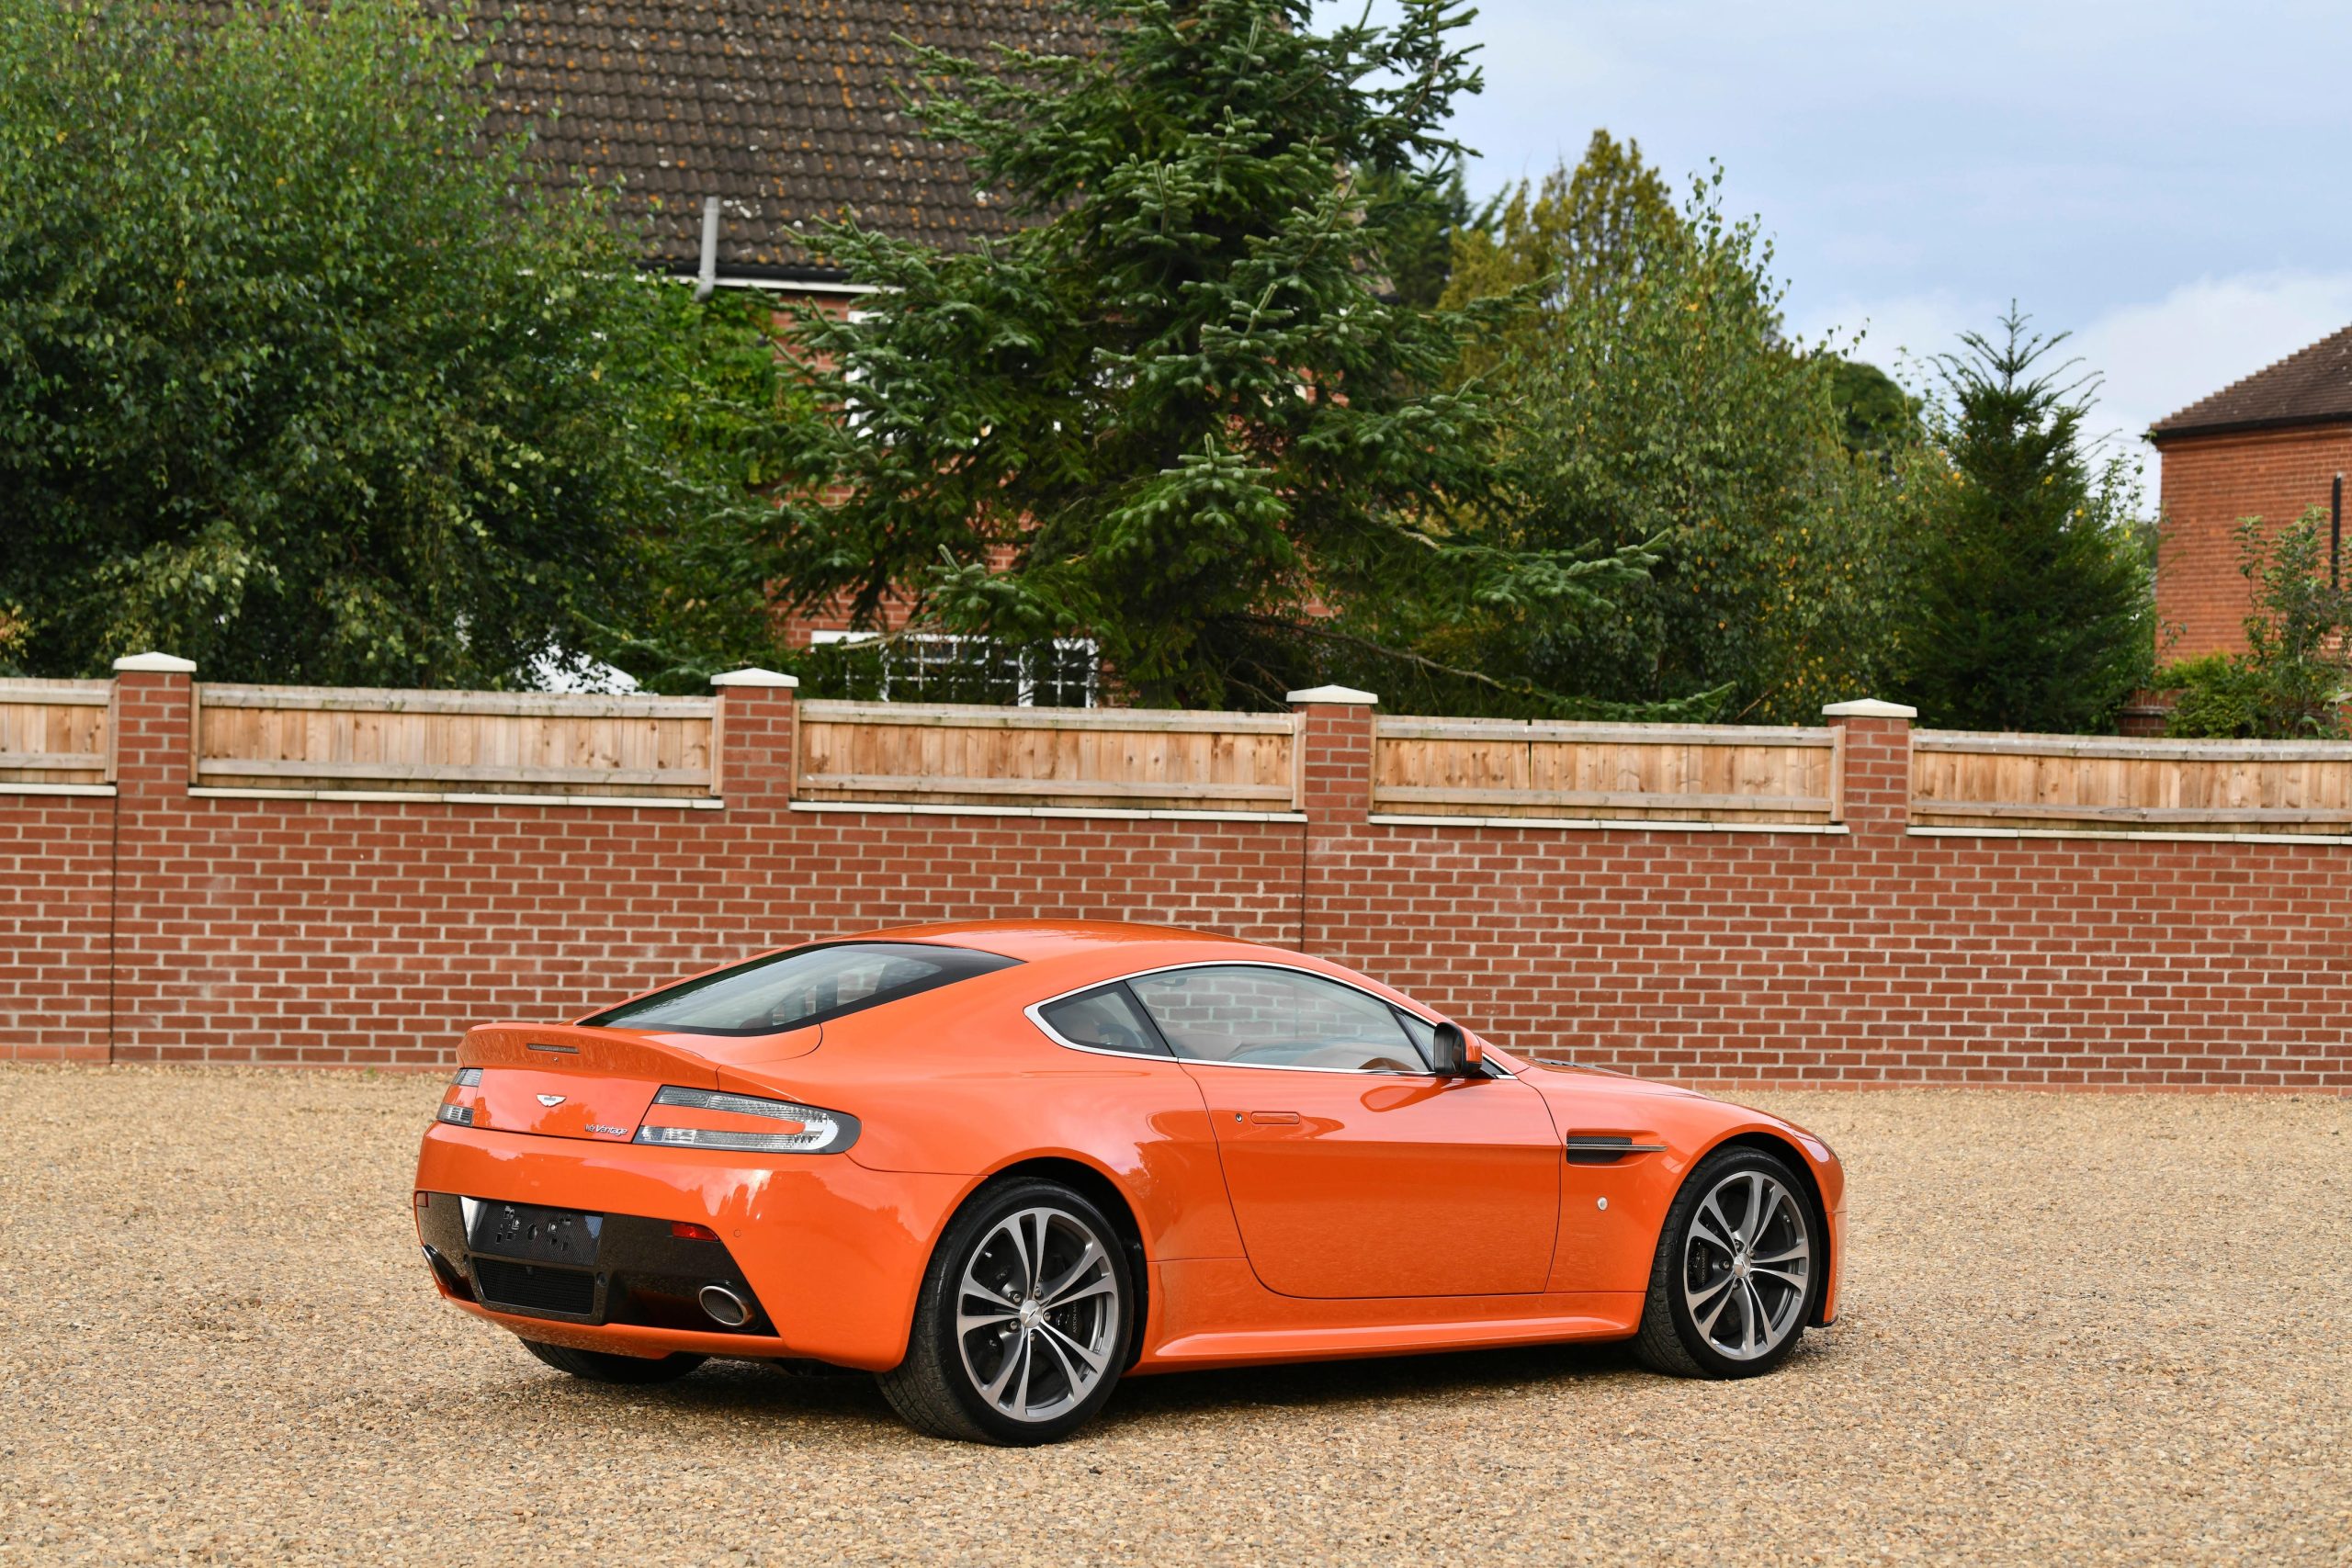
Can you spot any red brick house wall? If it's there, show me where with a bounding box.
[6,674,2347,1093]
[2155,425,2352,660]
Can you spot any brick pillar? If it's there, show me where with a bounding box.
[711,667,798,812]
[110,651,197,1062]
[1288,684,1377,953]
[1822,697,1915,835]
[112,650,195,801]
[1289,684,1377,828]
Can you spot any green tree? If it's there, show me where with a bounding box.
[760,0,1651,711]
[1442,130,1677,380]
[1358,164,1484,310]
[1441,140,1912,721]
[0,0,779,688]
[1896,310,2152,731]
[2157,509,2349,738]
[1825,356,1923,460]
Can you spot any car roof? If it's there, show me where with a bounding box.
[846,919,1263,964]
[838,920,1438,1015]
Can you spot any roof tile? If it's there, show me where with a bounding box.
[469,0,1076,276]
[2151,324,2352,441]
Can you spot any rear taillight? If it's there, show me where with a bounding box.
[435,1066,482,1127]
[634,1086,859,1155]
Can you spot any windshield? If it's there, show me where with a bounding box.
[582,942,1020,1036]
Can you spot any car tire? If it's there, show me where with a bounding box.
[1634,1145,1820,1379]
[878,1177,1136,1445]
[520,1337,707,1384]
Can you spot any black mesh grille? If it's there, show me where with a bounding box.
[473,1259,596,1317]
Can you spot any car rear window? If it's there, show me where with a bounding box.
[582,942,1020,1036]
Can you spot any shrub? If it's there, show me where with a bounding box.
[2156,509,2350,739]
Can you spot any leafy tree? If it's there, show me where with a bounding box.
[1825,356,1922,460]
[1442,130,1677,379]
[0,0,778,688]
[760,0,1652,711]
[1440,139,1912,721]
[2157,509,2349,738]
[584,290,817,694]
[1895,310,2152,732]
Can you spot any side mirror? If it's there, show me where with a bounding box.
[1431,1021,1484,1077]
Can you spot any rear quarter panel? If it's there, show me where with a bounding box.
[720,983,1245,1266]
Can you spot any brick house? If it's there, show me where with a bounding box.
[480,0,1095,701]
[2150,325,2352,660]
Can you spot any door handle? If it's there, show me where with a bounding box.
[1248,1111,1302,1125]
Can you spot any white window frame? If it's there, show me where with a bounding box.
[806,629,1097,708]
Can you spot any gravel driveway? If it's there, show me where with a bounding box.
[0,1066,2344,1565]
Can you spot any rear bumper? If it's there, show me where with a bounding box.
[413,1124,968,1370]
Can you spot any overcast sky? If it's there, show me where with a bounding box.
[1313,0,2352,482]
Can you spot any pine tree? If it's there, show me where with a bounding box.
[1898,310,2152,731]
[1358,164,1481,310]
[761,0,1650,710]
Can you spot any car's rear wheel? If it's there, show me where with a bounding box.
[519,1337,707,1384]
[1634,1145,1819,1378]
[878,1177,1134,1445]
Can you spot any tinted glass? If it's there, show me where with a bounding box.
[1036,985,1170,1057]
[1126,966,1430,1073]
[584,942,1019,1036]
[1391,1007,1437,1058]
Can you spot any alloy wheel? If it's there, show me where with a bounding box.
[1681,1168,1811,1360]
[954,1206,1122,1423]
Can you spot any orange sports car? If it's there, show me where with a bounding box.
[413,921,1845,1444]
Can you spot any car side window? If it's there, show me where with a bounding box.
[1125,966,1430,1074]
[1391,1007,1437,1058]
[1036,984,1170,1057]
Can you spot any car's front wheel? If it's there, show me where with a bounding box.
[520,1337,706,1384]
[878,1177,1135,1445]
[1634,1146,1820,1378]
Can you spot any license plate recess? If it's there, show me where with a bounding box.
[467,1200,604,1266]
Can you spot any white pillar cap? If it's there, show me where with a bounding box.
[710,667,800,689]
[111,651,197,673]
[1821,697,1917,719]
[1284,685,1379,706]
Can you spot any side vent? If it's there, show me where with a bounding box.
[1564,1134,1668,1166]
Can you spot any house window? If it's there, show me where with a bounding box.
[808,630,1098,708]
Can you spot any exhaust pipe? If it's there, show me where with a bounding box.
[698,1283,752,1327]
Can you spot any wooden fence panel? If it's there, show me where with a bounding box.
[193,684,717,799]
[795,702,1299,812]
[0,679,112,787]
[1912,731,2352,834]
[1373,717,1839,824]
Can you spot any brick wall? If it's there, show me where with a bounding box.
[2155,424,2352,660]
[4,678,2346,1092]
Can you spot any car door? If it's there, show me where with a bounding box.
[1124,964,1561,1300]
